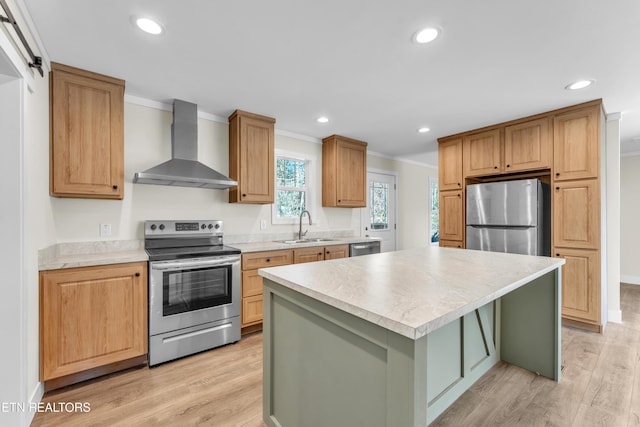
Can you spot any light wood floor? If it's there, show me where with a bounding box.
[32,284,640,426]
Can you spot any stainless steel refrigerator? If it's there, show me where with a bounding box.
[466,179,550,256]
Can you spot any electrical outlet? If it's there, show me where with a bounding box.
[100,223,112,237]
[260,219,267,230]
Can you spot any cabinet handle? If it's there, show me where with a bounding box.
[494,166,498,169]
[112,185,118,191]
[457,245,462,248]
[457,182,461,187]
[457,194,461,198]
[135,272,140,277]
[318,252,323,256]
[338,199,342,203]
[555,173,560,177]
[326,251,330,254]
[555,187,560,190]
[242,193,247,198]
[266,258,270,262]
[506,164,511,168]
[555,253,560,257]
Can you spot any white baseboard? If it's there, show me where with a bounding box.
[608,309,622,324]
[25,382,44,426]
[620,275,640,285]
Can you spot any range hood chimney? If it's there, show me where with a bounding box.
[133,99,238,189]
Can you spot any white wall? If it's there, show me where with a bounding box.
[0,72,24,427]
[620,154,640,284]
[49,103,361,242]
[605,115,621,323]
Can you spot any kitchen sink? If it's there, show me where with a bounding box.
[275,238,336,244]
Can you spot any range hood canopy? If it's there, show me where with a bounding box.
[133,99,238,189]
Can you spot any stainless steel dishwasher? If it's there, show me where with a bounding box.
[349,241,381,256]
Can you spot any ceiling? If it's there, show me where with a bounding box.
[20,0,640,165]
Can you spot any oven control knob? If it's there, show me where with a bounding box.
[214,223,220,229]
[208,224,213,229]
[159,224,165,230]
[201,224,207,230]
[150,224,157,231]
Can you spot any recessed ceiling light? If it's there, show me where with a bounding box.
[135,17,164,35]
[317,116,329,123]
[414,28,440,44]
[565,79,594,90]
[418,127,430,133]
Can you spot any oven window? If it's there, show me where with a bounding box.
[163,265,232,316]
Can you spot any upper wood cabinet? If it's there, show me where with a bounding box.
[553,179,600,250]
[322,135,367,207]
[40,262,147,386]
[504,117,551,172]
[439,190,464,242]
[438,138,463,191]
[228,110,276,204]
[463,129,502,177]
[50,62,125,199]
[553,106,600,181]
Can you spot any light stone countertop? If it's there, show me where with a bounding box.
[38,240,148,271]
[229,237,381,253]
[259,246,565,340]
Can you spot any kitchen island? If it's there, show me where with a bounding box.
[259,246,565,426]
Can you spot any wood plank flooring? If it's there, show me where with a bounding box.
[32,284,640,426]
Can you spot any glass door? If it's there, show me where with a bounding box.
[362,171,397,252]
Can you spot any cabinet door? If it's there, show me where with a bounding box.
[463,129,502,177]
[242,295,263,326]
[504,117,551,172]
[294,247,325,264]
[438,138,463,191]
[40,263,147,381]
[322,135,367,207]
[324,244,349,260]
[553,106,600,181]
[242,270,263,297]
[239,115,274,202]
[50,63,124,199]
[336,140,367,207]
[553,179,600,249]
[439,190,464,241]
[555,248,600,323]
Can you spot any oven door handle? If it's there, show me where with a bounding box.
[151,256,239,271]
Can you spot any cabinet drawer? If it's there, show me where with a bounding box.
[242,250,293,270]
[242,270,263,297]
[242,295,263,326]
[439,240,464,249]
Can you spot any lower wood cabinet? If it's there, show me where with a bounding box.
[294,244,349,264]
[240,250,293,331]
[240,244,350,333]
[555,248,600,326]
[39,262,147,389]
[439,240,464,249]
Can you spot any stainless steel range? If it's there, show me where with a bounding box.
[144,220,241,366]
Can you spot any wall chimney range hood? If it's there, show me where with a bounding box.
[133,99,238,189]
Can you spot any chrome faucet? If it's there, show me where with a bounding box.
[298,210,312,240]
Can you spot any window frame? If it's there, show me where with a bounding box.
[429,176,439,245]
[271,149,315,225]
